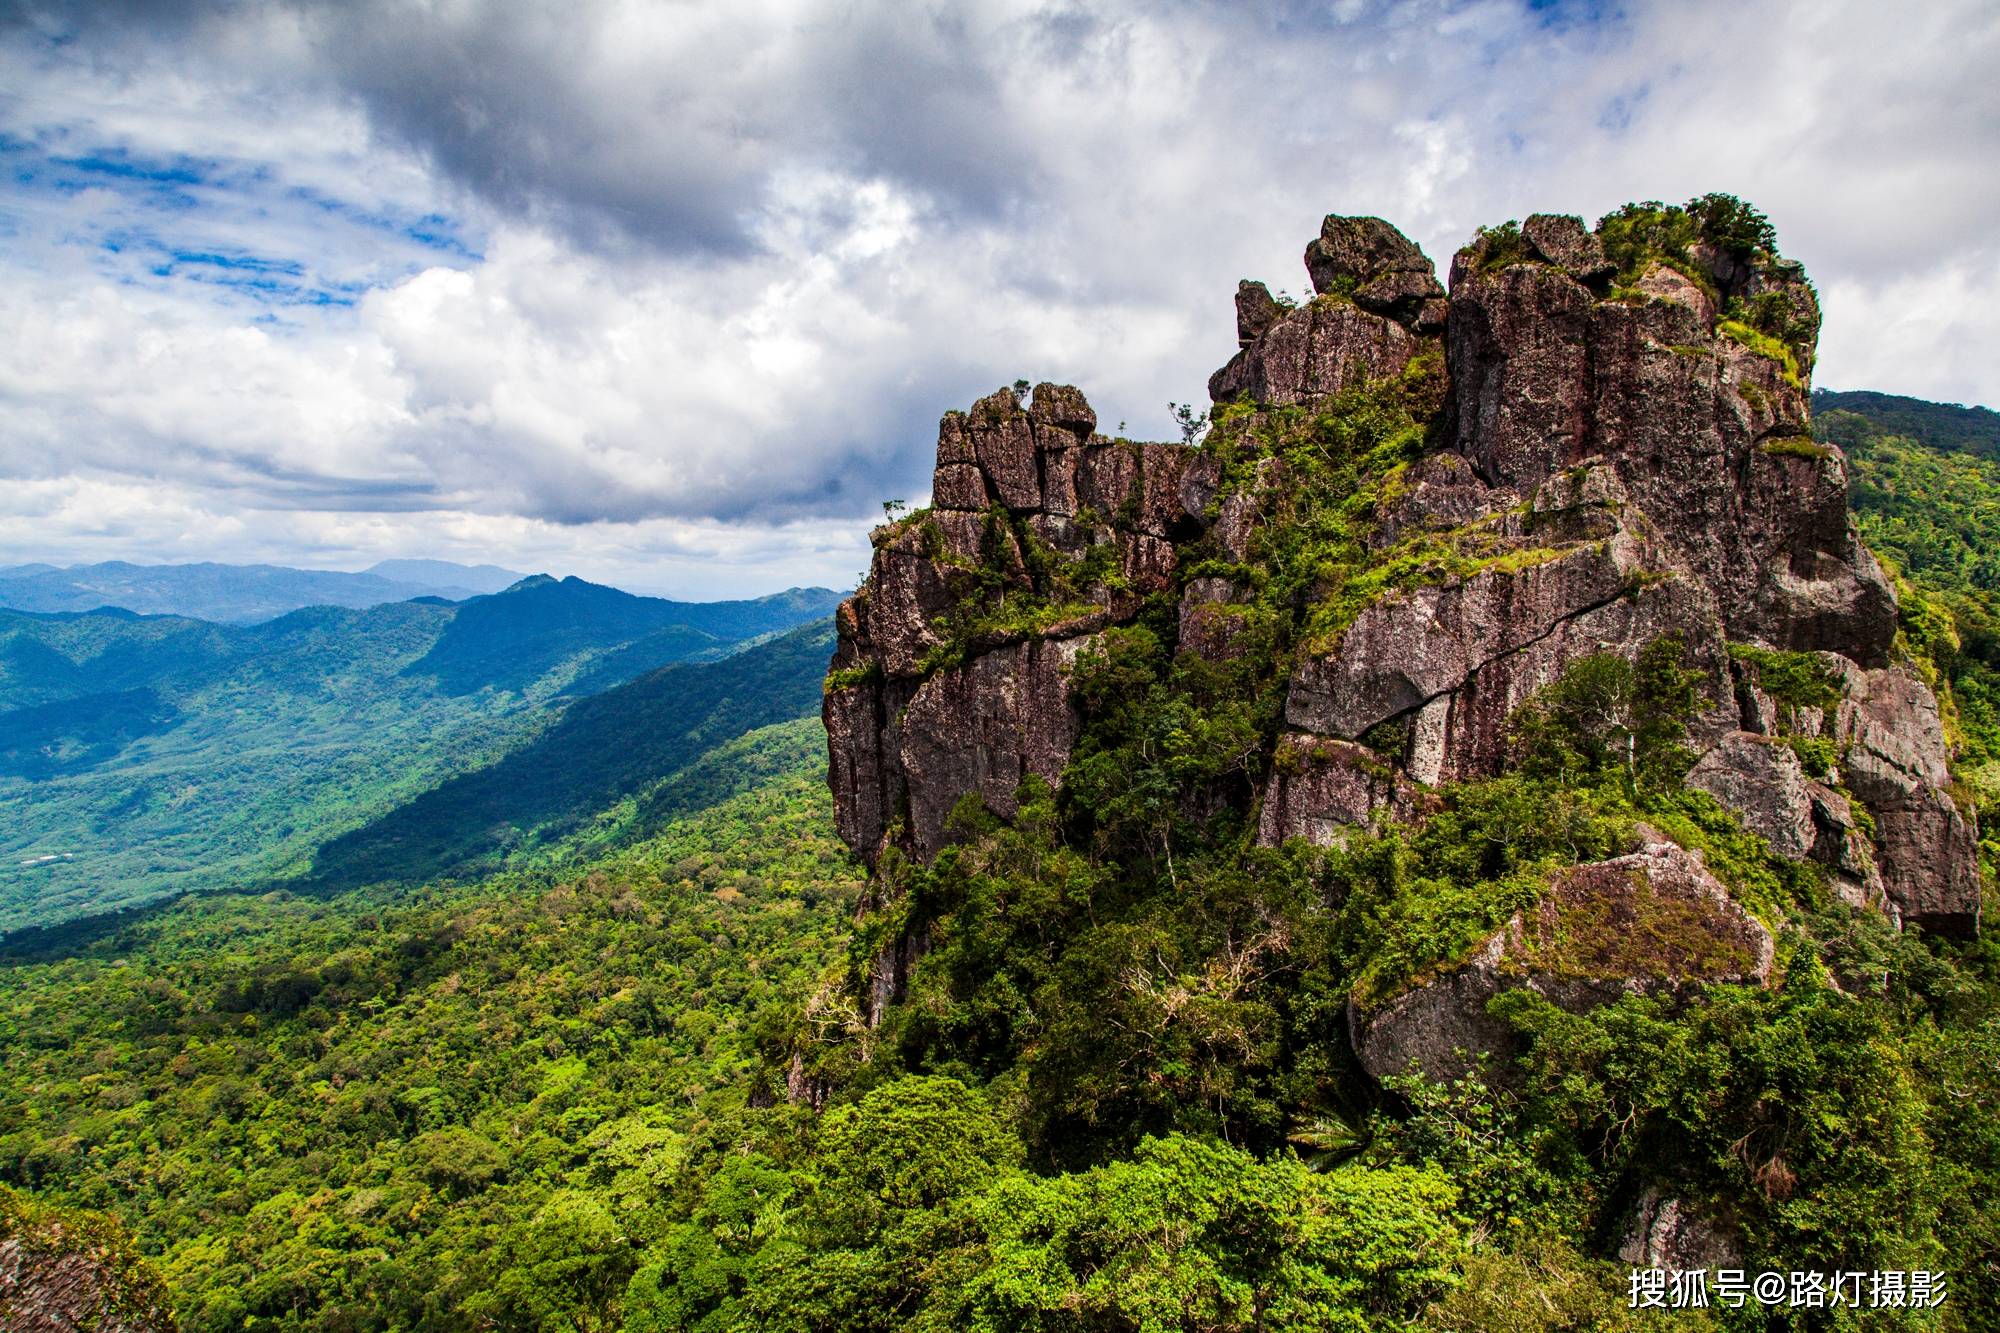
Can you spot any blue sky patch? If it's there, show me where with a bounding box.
[0,128,483,310]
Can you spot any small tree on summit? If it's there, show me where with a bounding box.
[1169,401,1209,447]
[1685,191,1778,258]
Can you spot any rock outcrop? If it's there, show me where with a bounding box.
[825,383,1201,871]
[1686,730,1886,912]
[1826,661,1981,931]
[1445,223,1895,663]
[1348,827,1776,1083]
[823,203,1981,1066]
[0,1229,174,1333]
[1616,1189,1743,1271]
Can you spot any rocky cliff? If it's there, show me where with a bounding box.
[822,200,1981,1086]
[0,1198,175,1333]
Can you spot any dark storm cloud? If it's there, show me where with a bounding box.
[6,0,1052,258]
[311,1,1068,257]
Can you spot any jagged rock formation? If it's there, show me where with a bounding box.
[823,204,1980,1074]
[826,385,1201,865]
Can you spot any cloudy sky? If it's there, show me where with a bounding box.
[2,0,1995,597]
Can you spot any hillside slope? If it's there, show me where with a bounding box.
[307,619,836,887]
[0,580,840,932]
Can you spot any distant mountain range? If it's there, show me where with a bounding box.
[0,573,845,931]
[0,559,531,622]
[362,559,528,595]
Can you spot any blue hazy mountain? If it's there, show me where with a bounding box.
[364,558,527,595]
[0,576,846,931]
[0,560,490,622]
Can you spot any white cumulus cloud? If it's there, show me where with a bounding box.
[0,0,1994,593]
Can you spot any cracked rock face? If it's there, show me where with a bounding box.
[1446,229,1896,663]
[899,635,1098,860]
[1826,662,1981,931]
[1287,534,1649,742]
[1285,460,1736,785]
[0,1237,172,1333]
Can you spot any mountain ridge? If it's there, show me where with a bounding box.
[0,557,850,628]
[0,577,845,930]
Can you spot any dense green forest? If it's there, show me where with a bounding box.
[5,388,2000,1330]
[1817,391,2000,815]
[306,621,837,889]
[0,719,858,1329]
[0,580,839,931]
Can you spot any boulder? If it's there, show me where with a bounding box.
[1211,456,1286,562]
[823,665,919,868]
[1368,451,1503,550]
[1687,732,1817,859]
[843,529,954,678]
[1521,213,1614,281]
[1684,730,1890,911]
[1234,280,1285,347]
[1303,215,1446,323]
[1209,300,1421,408]
[1076,440,1195,538]
[1833,665,1981,932]
[965,389,1043,510]
[1446,257,1596,488]
[1029,380,1097,434]
[929,384,1105,517]
[1807,783,1888,912]
[1350,827,1775,1083]
[1413,573,1733,784]
[931,461,989,511]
